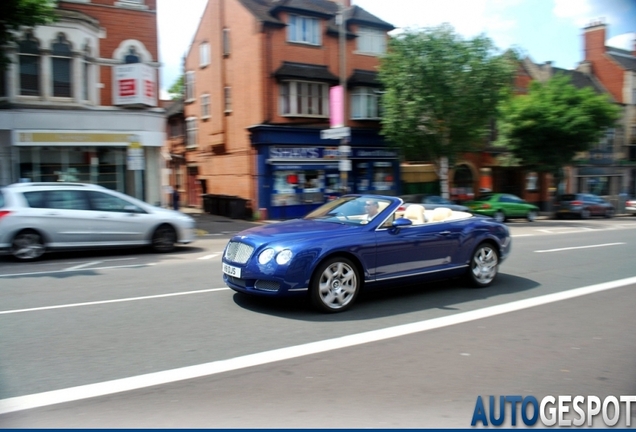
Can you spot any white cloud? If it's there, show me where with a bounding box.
[607,32,635,50]
[157,0,207,94]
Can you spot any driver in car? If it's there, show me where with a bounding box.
[364,200,380,221]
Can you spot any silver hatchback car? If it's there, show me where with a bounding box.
[0,182,196,261]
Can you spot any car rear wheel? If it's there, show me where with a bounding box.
[580,209,591,219]
[494,210,505,223]
[151,224,177,253]
[527,210,537,222]
[310,257,360,313]
[11,230,45,261]
[604,209,614,218]
[467,242,499,287]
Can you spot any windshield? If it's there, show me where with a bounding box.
[304,196,392,225]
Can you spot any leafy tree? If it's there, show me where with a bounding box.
[0,0,56,67]
[167,75,184,100]
[378,24,517,198]
[496,74,621,186]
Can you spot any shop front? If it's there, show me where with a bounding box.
[250,125,400,220]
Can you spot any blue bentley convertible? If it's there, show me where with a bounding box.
[222,195,511,313]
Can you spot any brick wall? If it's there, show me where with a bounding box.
[58,0,158,107]
[583,23,625,104]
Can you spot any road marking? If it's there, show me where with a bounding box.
[2,275,636,415]
[535,242,625,253]
[0,287,230,315]
[511,234,533,237]
[0,263,156,278]
[64,261,101,271]
[198,254,219,260]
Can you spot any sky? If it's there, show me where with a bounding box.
[156,0,636,99]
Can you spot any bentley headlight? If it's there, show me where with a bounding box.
[276,249,293,265]
[258,248,275,264]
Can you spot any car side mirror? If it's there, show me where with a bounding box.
[390,217,412,232]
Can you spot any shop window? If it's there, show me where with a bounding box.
[19,33,41,96]
[51,33,72,98]
[373,162,394,192]
[355,163,370,192]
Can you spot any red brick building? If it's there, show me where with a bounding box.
[0,0,165,204]
[182,0,399,219]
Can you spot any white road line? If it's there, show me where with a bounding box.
[535,242,625,253]
[2,275,636,415]
[0,287,230,315]
[0,263,156,278]
[511,234,533,237]
[198,254,219,260]
[64,261,101,271]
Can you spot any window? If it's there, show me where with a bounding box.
[82,45,91,101]
[222,28,231,56]
[199,42,210,67]
[201,94,210,119]
[51,33,72,98]
[186,117,197,148]
[19,33,40,96]
[185,71,195,102]
[224,86,231,113]
[0,65,6,98]
[356,26,386,55]
[288,15,321,45]
[124,46,141,64]
[279,81,329,117]
[44,190,91,210]
[88,191,143,213]
[351,87,380,119]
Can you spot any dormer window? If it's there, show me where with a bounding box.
[356,26,386,55]
[287,15,321,46]
[124,46,141,64]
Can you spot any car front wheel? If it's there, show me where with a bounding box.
[151,224,177,253]
[12,230,45,261]
[467,242,499,287]
[310,257,360,313]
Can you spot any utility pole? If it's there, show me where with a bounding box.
[337,0,350,193]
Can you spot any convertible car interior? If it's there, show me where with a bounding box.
[396,204,471,225]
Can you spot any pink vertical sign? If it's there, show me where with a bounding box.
[330,85,344,128]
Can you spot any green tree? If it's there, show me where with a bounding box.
[378,24,517,197]
[496,74,621,186]
[0,0,56,67]
[167,75,184,100]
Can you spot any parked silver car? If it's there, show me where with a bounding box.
[0,182,195,261]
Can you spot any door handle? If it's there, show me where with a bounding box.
[439,231,451,235]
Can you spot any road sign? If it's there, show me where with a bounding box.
[321,126,351,140]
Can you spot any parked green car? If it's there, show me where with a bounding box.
[465,193,539,223]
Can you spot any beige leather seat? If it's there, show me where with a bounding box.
[403,204,425,225]
[431,207,453,222]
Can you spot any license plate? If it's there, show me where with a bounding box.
[223,263,241,278]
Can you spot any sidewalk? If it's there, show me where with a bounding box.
[179,206,264,235]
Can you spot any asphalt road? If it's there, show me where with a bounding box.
[0,216,635,427]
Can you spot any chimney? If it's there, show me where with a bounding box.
[583,20,607,61]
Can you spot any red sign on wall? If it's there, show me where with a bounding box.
[113,63,157,106]
[119,79,136,97]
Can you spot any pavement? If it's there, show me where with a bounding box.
[179,206,265,236]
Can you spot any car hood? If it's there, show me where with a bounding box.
[233,219,359,244]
